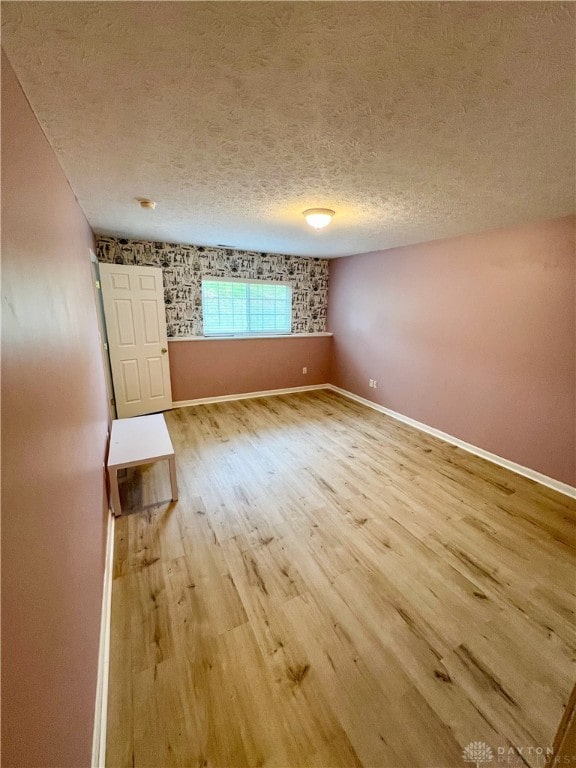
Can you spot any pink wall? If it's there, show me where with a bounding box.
[169,335,332,401]
[1,51,109,767]
[328,216,576,486]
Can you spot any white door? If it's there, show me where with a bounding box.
[99,263,172,418]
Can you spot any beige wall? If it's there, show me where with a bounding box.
[1,51,110,767]
[169,336,332,401]
[328,216,576,486]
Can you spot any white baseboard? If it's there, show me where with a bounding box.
[172,383,329,408]
[92,509,115,768]
[327,385,576,500]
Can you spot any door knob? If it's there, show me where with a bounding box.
[161,347,168,354]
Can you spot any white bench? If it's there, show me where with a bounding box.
[107,413,178,516]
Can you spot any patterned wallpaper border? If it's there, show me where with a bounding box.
[97,237,329,338]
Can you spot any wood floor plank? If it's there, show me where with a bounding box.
[107,390,576,768]
[106,571,135,768]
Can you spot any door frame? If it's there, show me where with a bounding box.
[90,250,116,420]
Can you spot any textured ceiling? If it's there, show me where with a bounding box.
[2,2,575,258]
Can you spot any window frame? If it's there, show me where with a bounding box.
[201,276,293,337]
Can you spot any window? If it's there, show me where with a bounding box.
[201,278,292,336]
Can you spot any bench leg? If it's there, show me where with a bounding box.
[169,456,178,502]
[108,467,122,517]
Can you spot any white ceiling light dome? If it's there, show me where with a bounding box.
[303,208,335,230]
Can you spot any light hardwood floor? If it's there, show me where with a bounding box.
[107,390,576,768]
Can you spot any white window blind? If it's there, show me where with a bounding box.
[201,278,292,336]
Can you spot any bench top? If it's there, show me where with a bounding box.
[108,413,174,469]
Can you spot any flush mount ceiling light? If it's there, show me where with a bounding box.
[303,208,335,230]
[137,198,156,209]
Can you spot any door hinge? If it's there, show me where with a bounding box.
[95,280,101,289]
[110,398,115,406]
[103,342,108,351]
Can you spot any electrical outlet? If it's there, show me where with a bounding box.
[373,380,378,388]
[302,367,308,374]
[369,379,374,387]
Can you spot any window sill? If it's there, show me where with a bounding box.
[168,332,333,342]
